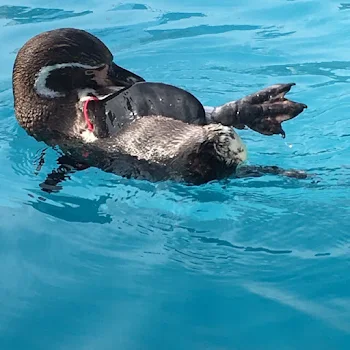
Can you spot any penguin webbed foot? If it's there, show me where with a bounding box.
[236,164,308,179]
[39,155,89,193]
[213,83,307,138]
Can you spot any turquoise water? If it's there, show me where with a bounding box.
[1,0,350,349]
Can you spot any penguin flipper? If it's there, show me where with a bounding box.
[99,82,207,136]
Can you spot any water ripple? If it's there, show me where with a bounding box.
[0,5,92,26]
[142,24,261,43]
[1,1,350,347]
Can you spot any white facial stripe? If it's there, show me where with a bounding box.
[34,62,105,98]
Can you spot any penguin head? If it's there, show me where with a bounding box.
[12,27,144,140]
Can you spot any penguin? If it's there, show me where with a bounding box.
[12,28,307,192]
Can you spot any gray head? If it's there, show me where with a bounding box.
[12,27,144,142]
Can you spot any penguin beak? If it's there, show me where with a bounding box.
[108,62,145,87]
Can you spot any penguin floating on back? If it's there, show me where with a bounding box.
[12,28,308,192]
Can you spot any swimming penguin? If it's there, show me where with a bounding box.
[12,28,308,192]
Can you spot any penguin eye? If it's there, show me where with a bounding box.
[85,70,94,76]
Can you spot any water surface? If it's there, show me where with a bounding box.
[0,1,350,349]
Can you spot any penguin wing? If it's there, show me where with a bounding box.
[98,82,207,135]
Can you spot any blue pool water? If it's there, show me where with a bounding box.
[1,0,350,349]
